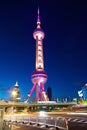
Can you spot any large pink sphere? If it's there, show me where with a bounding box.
[31,70,47,84]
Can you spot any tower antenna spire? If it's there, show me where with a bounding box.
[37,7,41,28]
[38,6,39,14]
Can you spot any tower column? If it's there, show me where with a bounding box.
[36,37,44,70]
[36,83,40,101]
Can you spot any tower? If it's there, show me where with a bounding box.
[25,8,48,102]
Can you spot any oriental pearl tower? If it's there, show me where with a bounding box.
[25,9,48,102]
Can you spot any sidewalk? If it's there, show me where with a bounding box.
[11,125,46,130]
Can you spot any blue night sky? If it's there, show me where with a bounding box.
[0,0,87,101]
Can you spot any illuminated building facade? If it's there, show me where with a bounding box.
[10,82,21,102]
[25,9,48,102]
[78,83,87,100]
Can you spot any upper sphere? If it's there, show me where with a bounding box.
[33,28,45,40]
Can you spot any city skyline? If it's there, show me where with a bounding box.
[0,0,87,101]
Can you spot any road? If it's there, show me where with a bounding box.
[11,121,87,130]
[49,113,87,130]
[4,112,87,130]
[68,113,87,130]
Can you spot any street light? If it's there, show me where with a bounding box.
[39,111,47,117]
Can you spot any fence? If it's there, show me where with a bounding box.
[4,114,68,130]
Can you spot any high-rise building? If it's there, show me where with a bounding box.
[10,82,21,102]
[47,87,52,101]
[25,8,48,102]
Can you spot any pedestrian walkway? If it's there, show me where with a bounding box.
[11,125,47,130]
[12,125,20,130]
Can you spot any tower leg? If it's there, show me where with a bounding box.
[40,83,49,101]
[36,84,39,101]
[25,85,36,102]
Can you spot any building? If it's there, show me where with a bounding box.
[10,82,21,102]
[78,83,87,100]
[47,87,52,101]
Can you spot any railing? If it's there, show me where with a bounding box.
[4,115,68,130]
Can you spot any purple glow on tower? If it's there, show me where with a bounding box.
[25,8,48,102]
[37,8,41,25]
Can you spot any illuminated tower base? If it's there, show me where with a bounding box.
[25,9,48,103]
